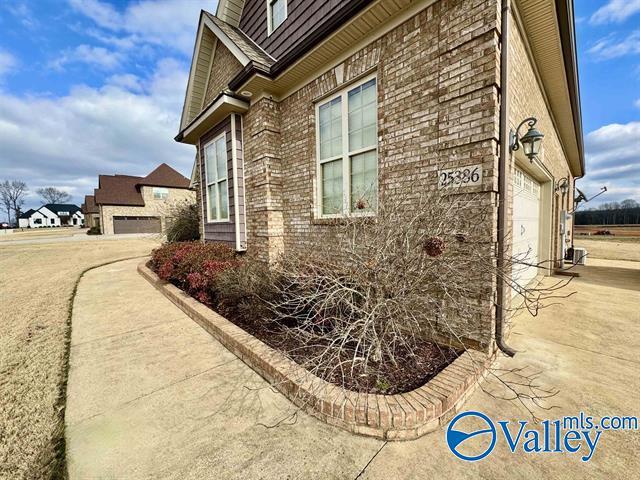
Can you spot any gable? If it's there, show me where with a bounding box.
[216,0,246,27]
[203,41,244,107]
[179,12,274,132]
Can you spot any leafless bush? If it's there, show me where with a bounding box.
[245,188,573,414]
[164,200,200,242]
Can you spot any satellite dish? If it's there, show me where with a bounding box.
[575,188,587,203]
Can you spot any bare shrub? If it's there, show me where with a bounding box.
[252,189,573,411]
[165,201,200,242]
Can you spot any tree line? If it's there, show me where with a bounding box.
[575,199,640,225]
[0,180,72,225]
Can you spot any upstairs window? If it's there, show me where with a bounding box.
[316,76,378,217]
[153,187,169,200]
[268,0,287,34]
[204,133,229,222]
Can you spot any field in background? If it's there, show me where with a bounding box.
[0,237,159,479]
[575,224,640,237]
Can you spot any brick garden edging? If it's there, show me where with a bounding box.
[138,261,495,440]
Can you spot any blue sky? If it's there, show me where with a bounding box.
[0,0,638,215]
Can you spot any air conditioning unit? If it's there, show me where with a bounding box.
[573,247,587,265]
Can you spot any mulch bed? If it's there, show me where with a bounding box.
[218,307,459,395]
[160,272,459,395]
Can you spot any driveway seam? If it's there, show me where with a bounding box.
[533,337,640,365]
[68,357,239,428]
[70,319,179,348]
[354,441,387,480]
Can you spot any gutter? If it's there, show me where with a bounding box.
[496,0,516,357]
[556,0,585,178]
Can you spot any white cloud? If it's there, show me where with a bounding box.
[635,98,640,109]
[48,44,124,71]
[590,0,640,25]
[0,58,195,208]
[69,0,211,55]
[588,30,640,60]
[578,121,640,207]
[0,49,18,79]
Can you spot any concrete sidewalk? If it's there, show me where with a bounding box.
[65,258,640,479]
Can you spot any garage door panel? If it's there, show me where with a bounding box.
[512,167,541,289]
[113,216,161,234]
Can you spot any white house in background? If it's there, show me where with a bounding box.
[18,204,84,228]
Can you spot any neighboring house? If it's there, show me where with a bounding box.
[176,0,584,352]
[93,163,195,235]
[18,204,84,228]
[81,195,100,229]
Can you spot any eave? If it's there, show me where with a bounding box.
[176,93,249,145]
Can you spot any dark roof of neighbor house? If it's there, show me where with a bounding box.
[94,163,191,207]
[137,163,191,189]
[19,209,36,219]
[81,195,99,214]
[42,204,81,215]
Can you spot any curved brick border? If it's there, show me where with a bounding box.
[138,261,495,440]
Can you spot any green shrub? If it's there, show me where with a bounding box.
[165,201,200,242]
[86,226,101,235]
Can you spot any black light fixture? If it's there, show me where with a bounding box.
[555,177,570,195]
[510,117,544,162]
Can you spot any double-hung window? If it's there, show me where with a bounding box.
[317,76,378,216]
[268,0,287,34]
[204,134,229,222]
[153,187,169,200]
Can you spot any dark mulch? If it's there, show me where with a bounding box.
[159,271,459,395]
[215,306,459,395]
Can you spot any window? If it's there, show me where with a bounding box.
[34,218,42,225]
[316,76,377,216]
[268,0,287,34]
[153,187,169,200]
[50,218,55,224]
[204,133,229,222]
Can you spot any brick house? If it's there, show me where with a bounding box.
[81,195,100,229]
[93,163,195,235]
[176,0,584,353]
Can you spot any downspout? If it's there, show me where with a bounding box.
[496,0,516,357]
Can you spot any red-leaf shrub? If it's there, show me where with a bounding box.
[149,242,238,306]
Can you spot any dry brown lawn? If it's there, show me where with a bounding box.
[0,228,85,242]
[574,237,640,262]
[0,237,159,479]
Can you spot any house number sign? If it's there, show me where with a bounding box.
[438,164,482,189]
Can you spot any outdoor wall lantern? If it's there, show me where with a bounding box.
[510,117,544,162]
[556,177,570,195]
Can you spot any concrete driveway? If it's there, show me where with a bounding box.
[65,257,640,479]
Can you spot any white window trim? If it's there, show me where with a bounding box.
[152,187,169,200]
[315,73,378,219]
[266,0,287,36]
[203,132,230,223]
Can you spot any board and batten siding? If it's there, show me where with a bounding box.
[199,114,247,250]
[238,0,355,59]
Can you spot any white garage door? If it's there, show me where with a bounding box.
[512,167,541,289]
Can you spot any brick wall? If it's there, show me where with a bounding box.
[203,41,243,107]
[195,0,577,348]
[507,7,575,266]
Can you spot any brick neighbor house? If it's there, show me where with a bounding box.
[81,195,100,229]
[93,163,195,235]
[176,0,584,353]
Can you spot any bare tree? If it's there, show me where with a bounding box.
[37,187,71,204]
[0,180,28,225]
